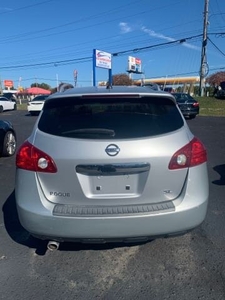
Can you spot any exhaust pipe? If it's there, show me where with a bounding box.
[47,241,60,251]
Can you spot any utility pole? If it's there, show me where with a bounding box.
[199,0,209,96]
[56,73,59,91]
[0,77,2,94]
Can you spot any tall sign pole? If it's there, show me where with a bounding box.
[73,70,78,87]
[93,49,112,87]
[199,0,209,96]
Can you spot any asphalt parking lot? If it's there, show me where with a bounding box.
[0,110,225,300]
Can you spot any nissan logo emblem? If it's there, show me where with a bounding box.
[105,144,120,156]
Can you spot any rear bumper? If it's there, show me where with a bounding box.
[181,109,199,116]
[16,200,208,242]
[15,164,209,242]
[27,105,43,112]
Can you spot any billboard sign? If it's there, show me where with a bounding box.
[127,56,142,73]
[4,80,14,88]
[94,49,112,69]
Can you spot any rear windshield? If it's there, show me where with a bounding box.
[172,94,194,102]
[38,96,184,139]
[32,95,48,101]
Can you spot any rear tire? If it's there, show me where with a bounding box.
[13,104,17,110]
[2,131,17,157]
[189,115,196,119]
[0,106,3,113]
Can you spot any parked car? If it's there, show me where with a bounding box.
[15,86,208,250]
[27,94,49,115]
[215,81,225,99]
[0,96,17,113]
[3,92,18,103]
[0,120,16,157]
[142,82,161,91]
[163,87,175,93]
[171,93,199,119]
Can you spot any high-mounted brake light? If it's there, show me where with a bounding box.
[169,137,207,170]
[16,141,57,173]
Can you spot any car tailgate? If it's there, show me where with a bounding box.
[34,129,190,206]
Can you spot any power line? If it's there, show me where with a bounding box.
[0,1,195,45]
[208,32,225,37]
[214,0,225,23]
[0,0,144,44]
[0,34,203,71]
[0,0,56,15]
[208,37,225,57]
[0,57,92,70]
[113,34,202,56]
[3,30,225,75]
[0,29,202,64]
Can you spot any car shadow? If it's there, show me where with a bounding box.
[2,190,48,255]
[212,164,225,185]
[24,113,38,117]
[2,191,151,255]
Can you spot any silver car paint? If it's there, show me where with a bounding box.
[30,128,190,205]
[15,86,209,242]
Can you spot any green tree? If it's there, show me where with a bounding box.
[30,82,51,90]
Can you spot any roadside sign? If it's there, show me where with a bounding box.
[94,49,112,69]
[4,80,14,88]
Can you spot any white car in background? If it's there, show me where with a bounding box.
[0,96,17,113]
[27,95,49,116]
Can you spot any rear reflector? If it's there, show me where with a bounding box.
[16,141,57,173]
[169,137,207,170]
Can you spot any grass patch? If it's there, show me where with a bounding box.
[196,96,225,116]
[17,103,27,110]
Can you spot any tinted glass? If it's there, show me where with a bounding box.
[173,93,194,103]
[38,96,184,139]
[3,93,17,99]
[0,97,8,101]
[220,81,225,90]
[32,96,48,101]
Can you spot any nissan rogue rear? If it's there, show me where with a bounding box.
[15,86,209,247]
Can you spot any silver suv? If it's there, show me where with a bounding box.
[15,86,209,249]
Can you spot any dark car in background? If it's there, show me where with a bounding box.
[0,120,16,157]
[172,93,199,119]
[215,81,225,99]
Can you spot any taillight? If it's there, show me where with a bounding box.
[16,141,57,173]
[192,102,199,107]
[169,137,207,170]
